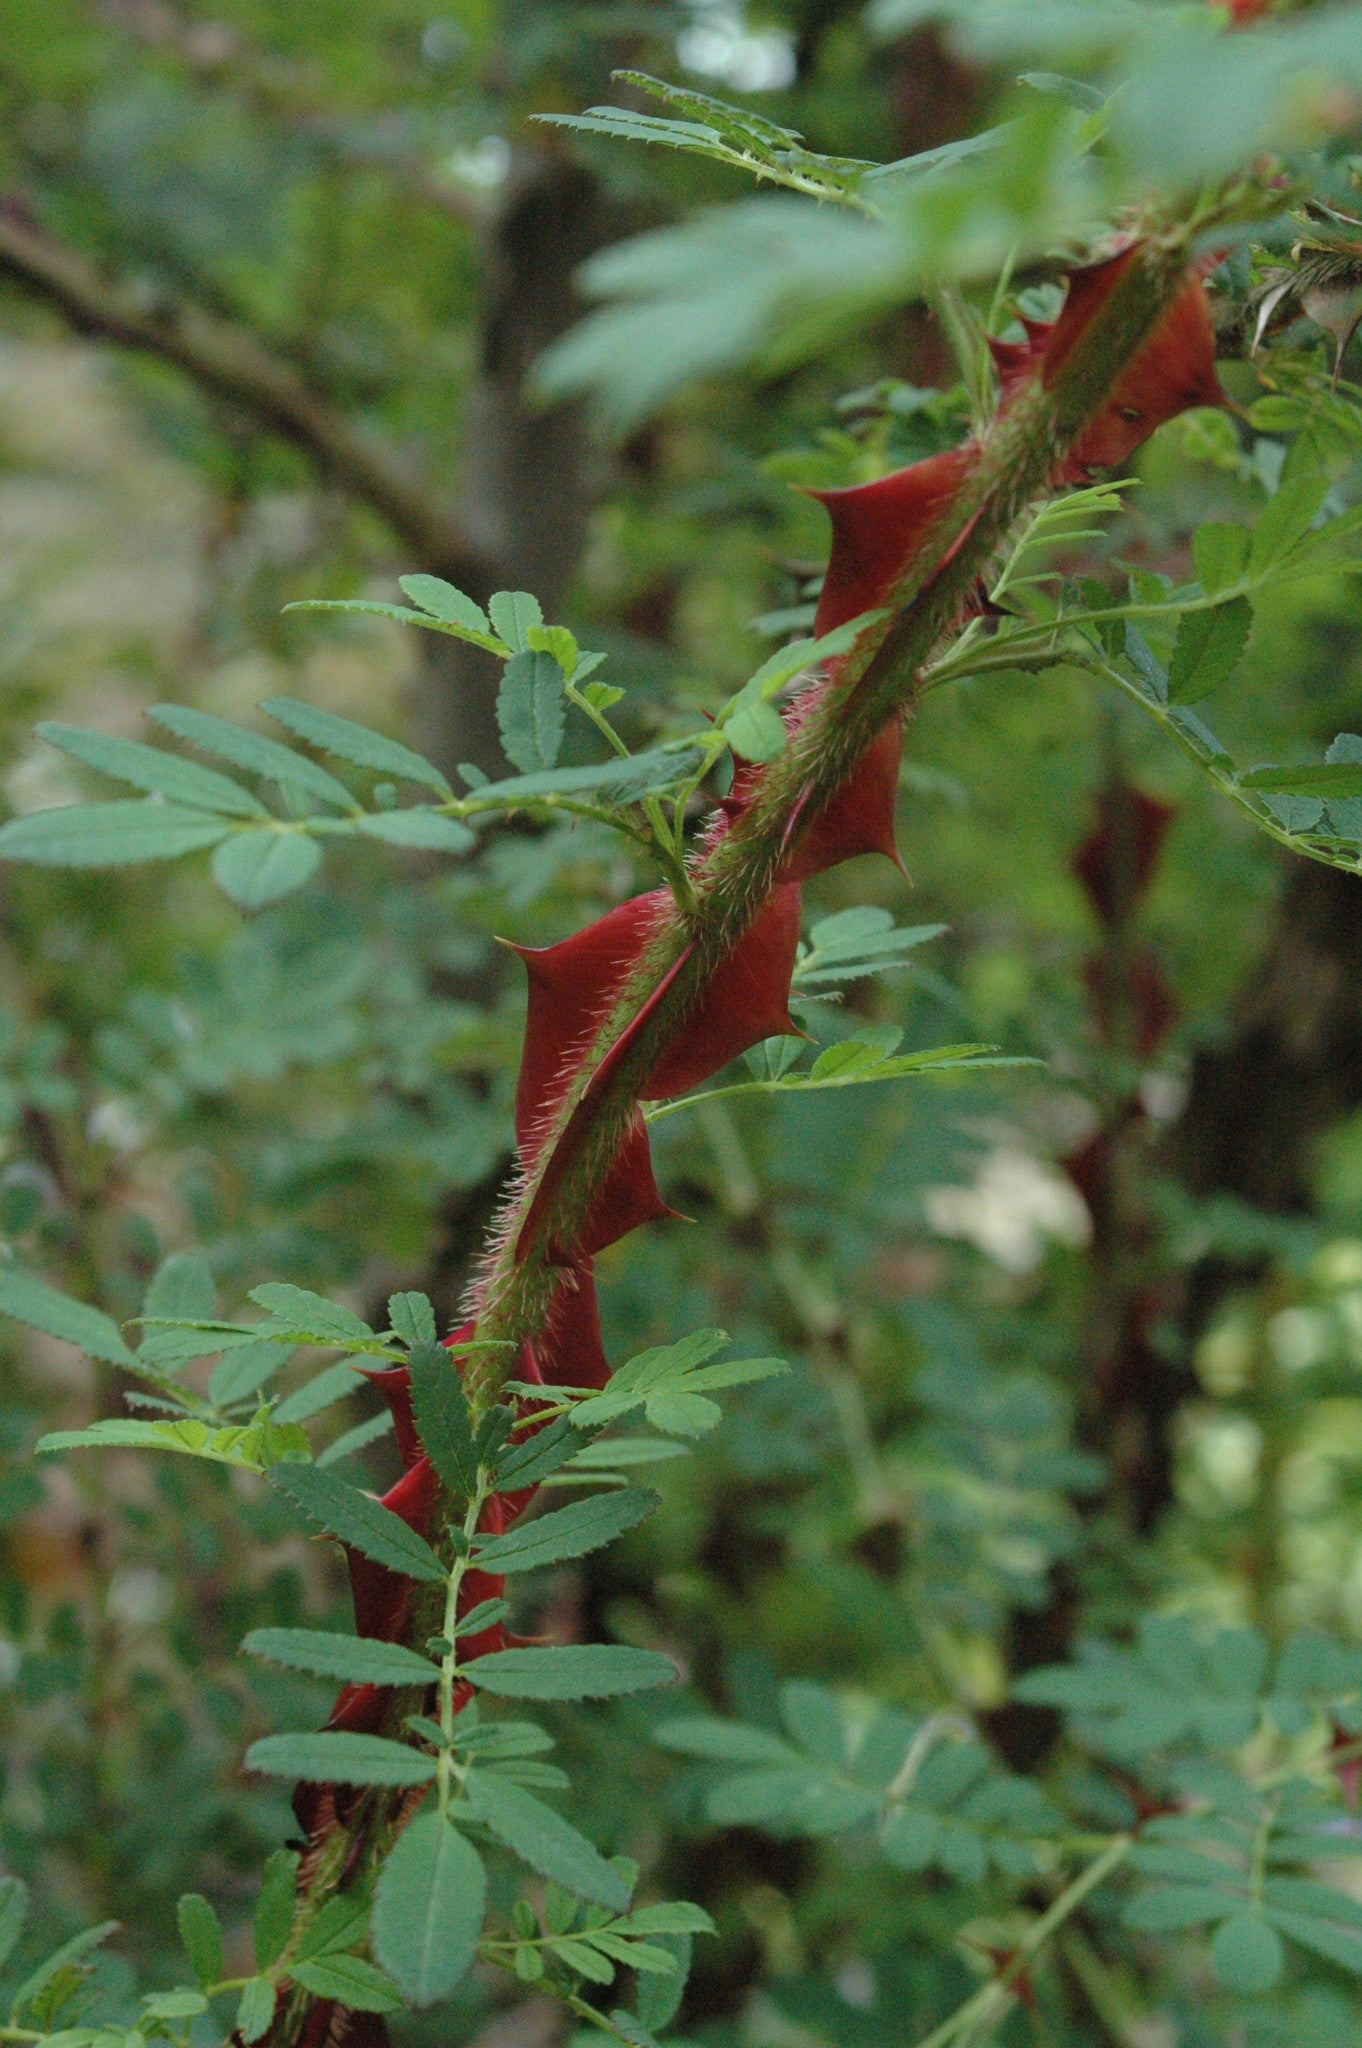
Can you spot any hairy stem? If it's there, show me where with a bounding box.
[463,224,1199,1411]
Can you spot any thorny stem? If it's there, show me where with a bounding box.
[910,1835,1134,2048]
[268,204,1241,2048]
[463,221,1206,1414]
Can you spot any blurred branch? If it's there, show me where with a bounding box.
[0,206,488,585]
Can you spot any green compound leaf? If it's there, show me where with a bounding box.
[212,829,322,908]
[245,1731,438,1786]
[462,1644,680,1700]
[270,1463,445,1581]
[0,798,230,868]
[472,1487,659,1574]
[464,1767,632,1910]
[572,1332,786,1436]
[373,1812,487,2007]
[242,1627,441,1686]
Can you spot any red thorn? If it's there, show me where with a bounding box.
[808,446,976,636]
[1037,247,1226,477]
[1072,789,1176,923]
[512,884,801,1261]
[352,1364,421,1467]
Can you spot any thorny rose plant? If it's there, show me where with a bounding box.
[6,6,1362,2048]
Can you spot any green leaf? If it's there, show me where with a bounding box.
[212,829,321,908]
[242,1627,440,1686]
[149,704,357,811]
[315,1410,397,1467]
[285,595,507,655]
[706,1766,877,1835]
[0,1878,28,1972]
[1245,759,1362,799]
[248,1284,374,1346]
[726,698,787,764]
[717,613,886,764]
[236,1978,276,2042]
[488,590,545,653]
[209,1340,292,1409]
[292,1893,367,1963]
[1124,1884,1244,1931]
[464,1768,632,1910]
[246,1731,438,1786]
[498,650,566,774]
[37,723,267,816]
[566,1437,685,1469]
[288,1956,405,2012]
[271,1361,364,1424]
[0,1269,137,1366]
[372,1812,487,2007]
[253,1850,299,1970]
[399,574,493,635]
[1192,523,1249,597]
[176,1894,224,1989]
[356,808,475,852]
[407,1341,477,1499]
[269,1464,445,1581]
[494,1415,589,1490]
[635,1934,692,2034]
[463,1645,680,1700]
[1166,597,1252,704]
[654,1718,797,1766]
[472,1487,659,1574]
[0,799,230,867]
[37,1417,306,1472]
[9,1922,119,2019]
[572,1332,786,1433]
[143,1253,215,1328]
[263,697,453,797]
[388,1292,437,1347]
[455,1596,511,1638]
[1211,1913,1284,1994]
[1248,473,1331,573]
[471,742,705,806]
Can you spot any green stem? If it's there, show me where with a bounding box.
[436,1467,494,1815]
[911,1836,1133,2048]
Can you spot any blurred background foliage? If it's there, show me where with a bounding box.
[4,0,1362,2043]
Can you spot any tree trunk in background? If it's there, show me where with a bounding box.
[1170,858,1362,1214]
[412,146,624,776]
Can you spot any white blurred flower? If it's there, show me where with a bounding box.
[925,1147,1091,1274]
